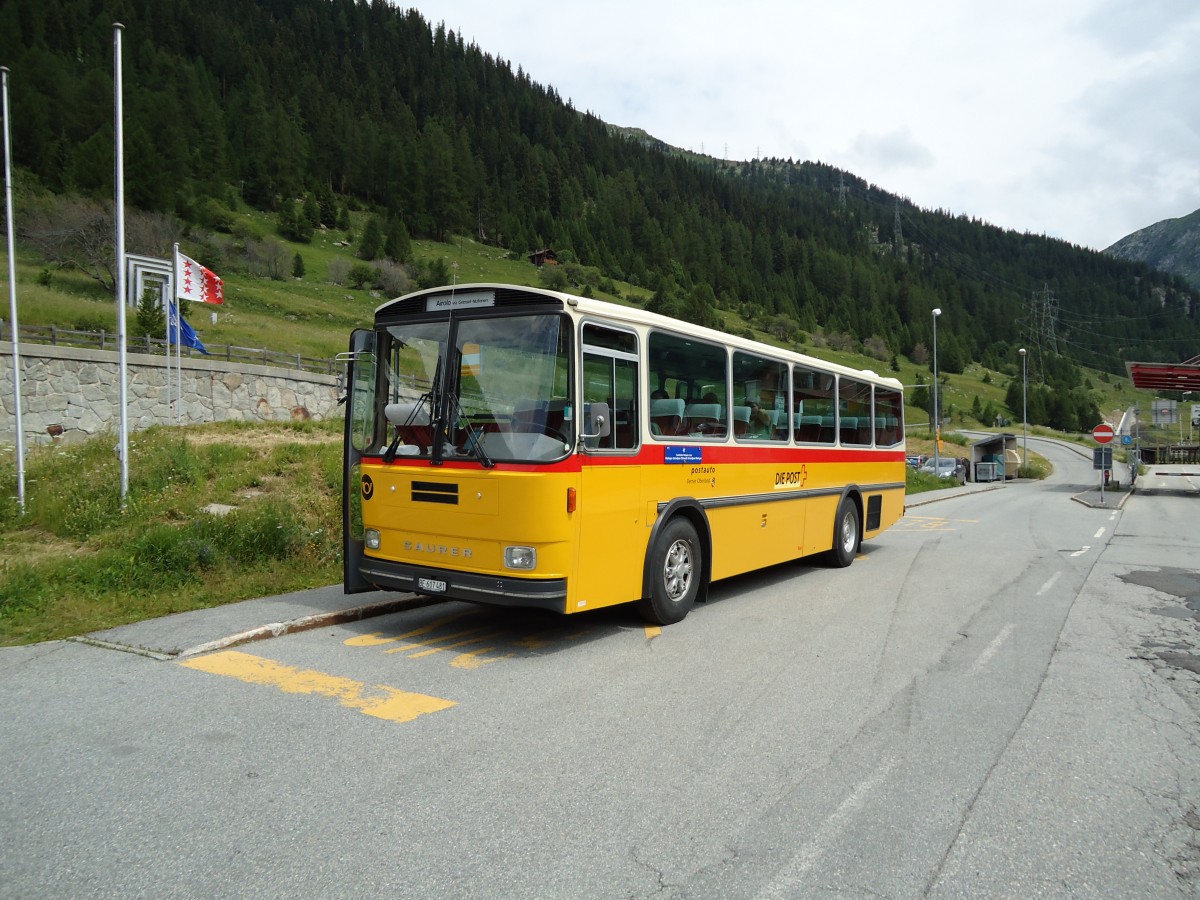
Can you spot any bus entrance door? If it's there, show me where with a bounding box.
[575,463,647,612]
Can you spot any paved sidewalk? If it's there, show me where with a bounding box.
[78,584,430,660]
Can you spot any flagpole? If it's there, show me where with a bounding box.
[170,243,179,422]
[175,283,182,423]
[113,23,129,503]
[163,287,173,422]
[176,291,182,422]
[2,66,25,513]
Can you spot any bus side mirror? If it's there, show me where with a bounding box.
[582,402,611,440]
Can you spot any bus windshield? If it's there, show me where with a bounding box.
[379,313,573,464]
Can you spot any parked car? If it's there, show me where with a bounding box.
[905,454,926,469]
[918,457,967,484]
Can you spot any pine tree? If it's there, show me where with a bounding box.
[358,215,384,260]
[385,218,412,263]
[302,194,321,230]
[135,288,166,339]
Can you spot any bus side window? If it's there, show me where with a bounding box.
[648,331,727,440]
[582,323,639,451]
[839,377,873,446]
[875,387,903,446]
[733,351,787,442]
[793,365,835,444]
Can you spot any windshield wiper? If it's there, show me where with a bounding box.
[448,391,494,468]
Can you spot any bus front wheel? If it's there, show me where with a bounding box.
[828,498,860,568]
[638,518,702,625]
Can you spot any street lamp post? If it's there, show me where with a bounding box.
[932,308,942,474]
[1019,348,1027,467]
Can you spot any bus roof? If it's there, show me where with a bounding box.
[377,282,904,390]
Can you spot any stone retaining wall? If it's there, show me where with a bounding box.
[0,342,341,447]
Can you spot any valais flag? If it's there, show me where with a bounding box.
[175,250,224,304]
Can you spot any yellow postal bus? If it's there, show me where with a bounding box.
[342,283,905,624]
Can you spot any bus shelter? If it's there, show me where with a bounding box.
[970,433,1019,482]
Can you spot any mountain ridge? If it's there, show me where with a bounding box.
[1105,208,1200,289]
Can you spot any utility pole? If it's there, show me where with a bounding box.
[1044,284,1059,354]
[1027,285,1057,384]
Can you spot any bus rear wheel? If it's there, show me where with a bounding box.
[828,497,860,568]
[638,518,702,625]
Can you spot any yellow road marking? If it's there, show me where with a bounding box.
[344,611,475,647]
[407,634,499,658]
[450,647,512,669]
[895,514,977,532]
[645,626,662,639]
[180,650,456,723]
[383,625,496,654]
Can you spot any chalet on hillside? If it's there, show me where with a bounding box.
[529,249,559,266]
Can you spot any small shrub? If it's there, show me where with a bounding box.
[130,437,204,493]
[328,257,349,285]
[347,263,378,289]
[213,501,303,564]
[72,314,111,333]
[129,525,201,585]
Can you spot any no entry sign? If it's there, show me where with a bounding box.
[1092,423,1115,444]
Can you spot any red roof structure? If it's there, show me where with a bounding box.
[1125,355,1200,392]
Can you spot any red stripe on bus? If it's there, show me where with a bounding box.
[361,444,904,472]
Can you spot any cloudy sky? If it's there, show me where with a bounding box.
[411,0,1199,251]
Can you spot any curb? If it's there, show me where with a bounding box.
[905,482,1005,509]
[69,593,435,661]
[1070,487,1134,510]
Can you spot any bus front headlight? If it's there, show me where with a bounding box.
[365,529,381,550]
[504,546,536,569]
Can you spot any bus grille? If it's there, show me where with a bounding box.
[412,481,458,505]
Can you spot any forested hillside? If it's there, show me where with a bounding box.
[3,0,1199,427]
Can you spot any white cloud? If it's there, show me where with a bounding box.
[848,127,935,174]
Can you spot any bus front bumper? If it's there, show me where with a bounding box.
[358,558,568,613]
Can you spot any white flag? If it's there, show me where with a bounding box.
[175,249,224,304]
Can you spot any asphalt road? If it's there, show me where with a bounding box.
[2,440,1198,898]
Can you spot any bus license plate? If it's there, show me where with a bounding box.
[418,578,447,593]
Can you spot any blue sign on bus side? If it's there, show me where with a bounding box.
[664,446,703,464]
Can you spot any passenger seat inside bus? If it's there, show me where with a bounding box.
[684,403,722,435]
[875,416,899,445]
[650,398,686,436]
[839,416,858,444]
[385,401,434,449]
[795,415,823,442]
